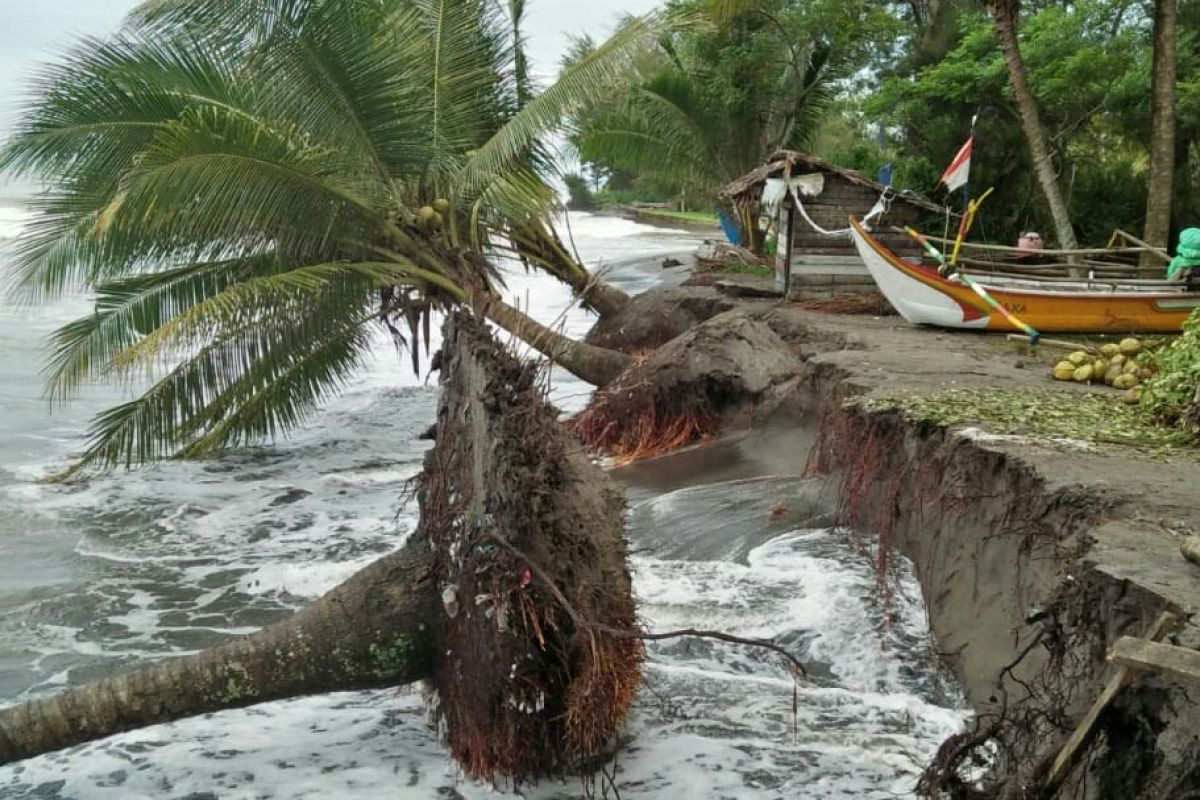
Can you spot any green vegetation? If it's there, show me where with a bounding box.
[635,209,720,226]
[1,0,670,472]
[1143,310,1200,438]
[864,388,1195,453]
[708,261,776,279]
[564,0,897,247]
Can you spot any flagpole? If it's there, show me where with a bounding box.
[949,114,979,267]
[962,114,978,217]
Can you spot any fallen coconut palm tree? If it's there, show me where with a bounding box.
[0,313,640,776]
[574,311,804,463]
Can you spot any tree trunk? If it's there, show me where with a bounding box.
[568,271,633,319]
[990,0,1079,254]
[511,224,632,318]
[1143,0,1178,263]
[0,312,641,781]
[0,538,437,766]
[474,290,633,387]
[425,313,641,781]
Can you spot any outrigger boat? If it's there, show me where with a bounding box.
[849,217,1200,334]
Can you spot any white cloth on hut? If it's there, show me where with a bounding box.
[764,173,891,238]
[762,174,826,217]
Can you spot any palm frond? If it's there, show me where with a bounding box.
[456,8,706,201]
[63,305,375,474]
[104,260,455,378]
[44,254,277,403]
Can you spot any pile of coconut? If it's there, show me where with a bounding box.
[1051,338,1154,404]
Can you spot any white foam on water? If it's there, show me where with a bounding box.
[0,213,968,798]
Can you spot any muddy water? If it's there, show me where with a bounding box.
[0,212,967,798]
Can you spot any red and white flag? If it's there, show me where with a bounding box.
[940,137,973,192]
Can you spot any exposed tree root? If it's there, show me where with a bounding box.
[573,380,727,465]
[793,291,898,317]
[423,312,642,783]
[575,312,803,464]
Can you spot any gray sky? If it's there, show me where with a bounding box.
[0,1,663,128]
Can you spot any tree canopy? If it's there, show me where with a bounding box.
[571,0,1198,248]
[1,0,679,472]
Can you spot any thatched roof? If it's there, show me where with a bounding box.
[720,151,945,214]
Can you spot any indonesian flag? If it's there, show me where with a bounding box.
[940,137,973,192]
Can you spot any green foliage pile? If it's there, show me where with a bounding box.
[1142,310,1200,437]
[865,387,1194,453]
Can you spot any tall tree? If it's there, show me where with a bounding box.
[987,0,1079,250]
[0,0,700,472]
[1144,0,1178,260]
[0,312,644,783]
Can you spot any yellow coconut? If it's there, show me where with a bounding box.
[433,198,451,214]
[1067,351,1090,366]
[1137,367,1154,381]
[1092,359,1107,377]
[1073,365,1095,383]
[1122,387,1143,405]
[1100,343,1121,358]
[1113,373,1138,390]
[1053,361,1077,381]
[1109,354,1127,368]
[418,206,437,226]
[1120,338,1143,356]
[1104,365,1123,386]
[1123,360,1140,375]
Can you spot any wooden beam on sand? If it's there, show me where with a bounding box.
[1110,638,1200,686]
[1005,334,1099,355]
[1038,612,1178,798]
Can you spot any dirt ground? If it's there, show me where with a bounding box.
[761,304,1199,626]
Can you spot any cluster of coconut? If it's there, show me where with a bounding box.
[1052,338,1152,404]
[419,198,452,230]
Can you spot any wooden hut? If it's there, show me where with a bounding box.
[721,151,945,301]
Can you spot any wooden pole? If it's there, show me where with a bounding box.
[1038,612,1178,798]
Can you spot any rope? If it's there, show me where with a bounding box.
[789,185,892,238]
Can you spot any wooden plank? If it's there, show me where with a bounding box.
[1005,335,1099,355]
[1110,638,1200,685]
[1111,229,1171,264]
[1039,612,1178,798]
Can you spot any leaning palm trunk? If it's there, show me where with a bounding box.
[1143,0,1178,263]
[0,538,437,766]
[0,312,641,780]
[510,223,631,318]
[989,0,1079,256]
[478,290,633,387]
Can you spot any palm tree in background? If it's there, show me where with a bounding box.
[567,0,834,250]
[1,0,689,473]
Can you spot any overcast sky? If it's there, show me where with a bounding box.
[0,1,662,129]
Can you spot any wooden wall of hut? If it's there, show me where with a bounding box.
[785,174,929,259]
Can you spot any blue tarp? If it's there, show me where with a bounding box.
[717,209,741,245]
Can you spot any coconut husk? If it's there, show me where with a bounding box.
[793,291,897,317]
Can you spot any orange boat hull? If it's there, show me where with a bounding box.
[850,218,1199,333]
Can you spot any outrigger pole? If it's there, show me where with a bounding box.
[900,224,1042,344]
